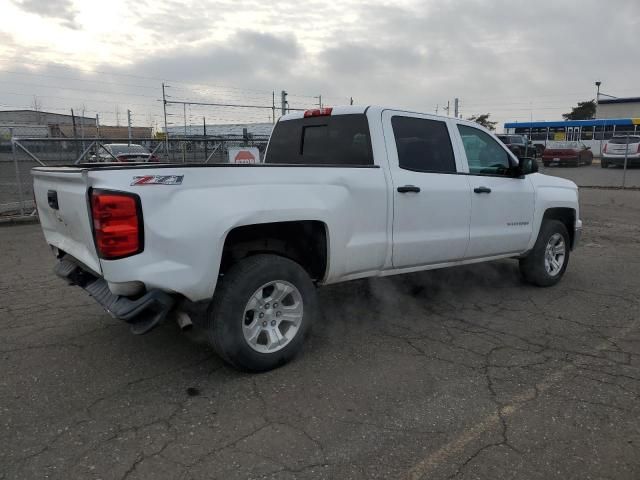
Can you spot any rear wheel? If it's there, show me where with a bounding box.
[519,220,570,287]
[207,254,317,371]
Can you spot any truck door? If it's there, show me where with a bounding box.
[382,111,471,268]
[454,123,535,258]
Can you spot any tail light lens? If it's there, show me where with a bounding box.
[637,144,640,153]
[149,155,159,162]
[116,155,128,162]
[603,144,607,153]
[91,190,143,259]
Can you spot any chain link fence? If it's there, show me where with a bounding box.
[2,127,639,220]
[0,128,269,218]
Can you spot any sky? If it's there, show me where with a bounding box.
[0,0,639,130]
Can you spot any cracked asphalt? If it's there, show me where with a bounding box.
[2,188,640,480]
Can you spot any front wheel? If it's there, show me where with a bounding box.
[207,254,317,372]
[519,220,570,287]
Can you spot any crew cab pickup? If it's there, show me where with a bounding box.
[32,106,582,372]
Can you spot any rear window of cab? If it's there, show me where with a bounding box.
[266,114,373,165]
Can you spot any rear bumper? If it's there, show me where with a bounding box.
[54,257,175,334]
[602,154,640,165]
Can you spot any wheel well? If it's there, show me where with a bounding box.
[220,221,328,281]
[543,208,575,246]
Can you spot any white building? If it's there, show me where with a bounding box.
[596,97,640,119]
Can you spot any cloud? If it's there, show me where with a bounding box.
[12,0,79,29]
[1,0,640,127]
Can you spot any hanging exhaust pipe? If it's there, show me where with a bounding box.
[176,311,193,331]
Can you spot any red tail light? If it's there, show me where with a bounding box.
[149,155,159,162]
[603,144,607,153]
[116,155,127,162]
[91,190,143,259]
[304,107,333,117]
[637,144,640,154]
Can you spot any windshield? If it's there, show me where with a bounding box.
[105,144,149,155]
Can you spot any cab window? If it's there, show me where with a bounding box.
[391,116,456,173]
[457,125,512,176]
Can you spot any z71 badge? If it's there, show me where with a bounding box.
[131,175,184,186]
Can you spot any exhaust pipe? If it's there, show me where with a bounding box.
[176,311,193,331]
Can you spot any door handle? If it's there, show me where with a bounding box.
[397,185,421,193]
[473,186,492,194]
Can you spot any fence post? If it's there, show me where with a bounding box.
[622,134,629,189]
[10,128,25,217]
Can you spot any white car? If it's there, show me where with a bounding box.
[32,105,582,372]
[602,135,640,168]
[90,143,159,163]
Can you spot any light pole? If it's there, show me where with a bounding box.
[596,81,602,157]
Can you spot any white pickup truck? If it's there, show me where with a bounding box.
[33,106,582,371]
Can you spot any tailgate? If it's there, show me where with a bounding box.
[32,167,101,274]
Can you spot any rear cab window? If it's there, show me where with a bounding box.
[266,114,373,165]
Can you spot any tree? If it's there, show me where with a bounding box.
[562,100,596,120]
[467,113,497,131]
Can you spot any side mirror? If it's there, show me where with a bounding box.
[519,157,538,175]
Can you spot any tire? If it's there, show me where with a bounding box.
[519,220,570,287]
[601,160,608,168]
[207,254,317,372]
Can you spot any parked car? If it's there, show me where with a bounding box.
[90,143,159,162]
[542,142,593,167]
[602,136,640,168]
[32,105,581,372]
[496,134,540,158]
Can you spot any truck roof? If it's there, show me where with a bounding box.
[279,105,492,132]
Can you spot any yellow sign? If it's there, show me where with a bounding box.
[554,132,566,141]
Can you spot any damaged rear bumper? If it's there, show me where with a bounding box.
[54,257,175,334]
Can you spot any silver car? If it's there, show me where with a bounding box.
[602,136,640,168]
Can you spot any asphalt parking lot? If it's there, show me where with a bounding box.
[2,188,640,480]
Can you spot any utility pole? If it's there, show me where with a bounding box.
[162,82,169,159]
[315,95,323,109]
[182,103,187,163]
[443,101,450,116]
[95,114,100,138]
[350,97,354,105]
[454,98,459,118]
[203,116,207,162]
[80,106,86,154]
[70,108,79,159]
[272,91,276,124]
[435,105,439,115]
[281,90,288,116]
[595,81,602,157]
[127,109,132,146]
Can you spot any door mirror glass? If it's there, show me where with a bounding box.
[520,158,538,175]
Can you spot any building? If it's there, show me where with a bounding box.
[0,109,95,127]
[596,97,640,119]
[0,109,151,138]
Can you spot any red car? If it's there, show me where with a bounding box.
[542,142,593,167]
